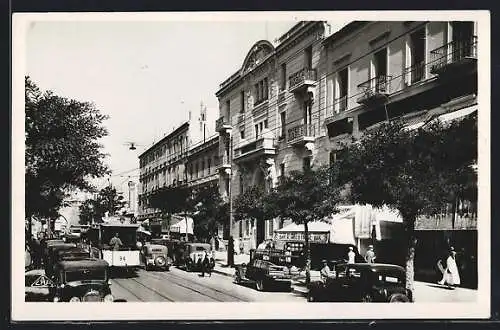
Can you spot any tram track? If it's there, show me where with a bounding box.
[138,269,250,302]
[111,276,176,302]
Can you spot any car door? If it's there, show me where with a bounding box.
[345,265,363,301]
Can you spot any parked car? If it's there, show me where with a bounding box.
[307,263,412,303]
[141,243,172,271]
[44,243,78,278]
[173,242,212,272]
[51,258,114,302]
[25,269,56,302]
[234,257,293,292]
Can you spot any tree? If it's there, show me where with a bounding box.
[149,185,195,240]
[78,186,127,225]
[270,166,340,285]
[25,77,109,231]
[78,199,98,225]
[233,185,277,246]
[333,114,477,298]
[96,186,127,217]
[191,182,227,241]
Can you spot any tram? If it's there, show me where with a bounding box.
[87,223,141,270]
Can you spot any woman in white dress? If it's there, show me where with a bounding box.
[438,250,461,288]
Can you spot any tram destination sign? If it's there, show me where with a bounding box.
[274,231,330,243]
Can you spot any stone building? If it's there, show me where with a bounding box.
[137,103,217,221]
[215,20,478,253]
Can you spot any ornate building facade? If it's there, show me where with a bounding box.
[216,20,478,253]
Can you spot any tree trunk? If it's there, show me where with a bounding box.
[404,217,417,301]
[304,221,311,286]
[256,216,265,246]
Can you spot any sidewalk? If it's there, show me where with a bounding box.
[212,252,477,302]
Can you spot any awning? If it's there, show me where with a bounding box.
[435,105,477,123]
[170,215,194,235]
[276,221,331,233]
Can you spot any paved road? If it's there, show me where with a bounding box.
[109,267,307,302]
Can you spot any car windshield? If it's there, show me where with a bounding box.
[65,269,107,282]
[194,246,208,251]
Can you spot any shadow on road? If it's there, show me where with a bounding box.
[425,283,456,290]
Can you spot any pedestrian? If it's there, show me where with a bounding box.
[438,249,461,289]
[239,237,244,255]
[109,232,123,251]
[365,245,376,264]
[320,260,332,284]
[199,251,212,277]
[347,246,356,264]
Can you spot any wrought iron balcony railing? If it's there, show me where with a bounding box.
[334,95,348,113]
[404,61,426,85]
[430,35,477,74]
[287,124,315,144]
[288,68,317,91]
[356,74,392,104]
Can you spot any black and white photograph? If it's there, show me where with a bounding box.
[12,11,490,320]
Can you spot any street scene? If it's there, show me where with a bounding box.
[23,17,480,306]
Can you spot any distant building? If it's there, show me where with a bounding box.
[137,102,218,221]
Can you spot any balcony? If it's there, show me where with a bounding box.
[287,124,316,147]
[288,68,318,94]
[233,136,276,163]
[430,35,477,76]
[356,74,392,105]
[215,116,232,134]
[236,112,245,124]
[217,153,231,175]
[278,90,286,104]
[404,61,426,85]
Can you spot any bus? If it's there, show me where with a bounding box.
[86,223,141,270]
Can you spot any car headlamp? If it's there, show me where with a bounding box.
[69,296,81,302]
[53,296,60,302]
[104,294,114,302]
[136,242,143,249]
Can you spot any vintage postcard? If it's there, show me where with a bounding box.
[12,10,490,320]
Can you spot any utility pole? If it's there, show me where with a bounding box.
[227,133,234,267]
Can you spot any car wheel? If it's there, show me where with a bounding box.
[361,293,373,303]
[256,279,265,291]
[389,293,410,303]
[155,256,166,268]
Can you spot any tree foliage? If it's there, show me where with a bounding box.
[270,166,341,284]
[332,114,477,294]
[78,186,127,225]
[233,185,277,224]
[148,185,195,216]
[25,76,109,220]
[191,182,228,240]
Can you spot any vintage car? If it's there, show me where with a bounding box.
[307,263,412,303]
[44,242,78,278]
[141,243,172,271]
[25,269,56,302]
[173,242,213,272]
[234,256,293,292]
[51,258,114,302]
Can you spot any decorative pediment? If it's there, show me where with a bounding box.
[241,40,275,75]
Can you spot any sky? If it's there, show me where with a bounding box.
[25,17,349,194]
